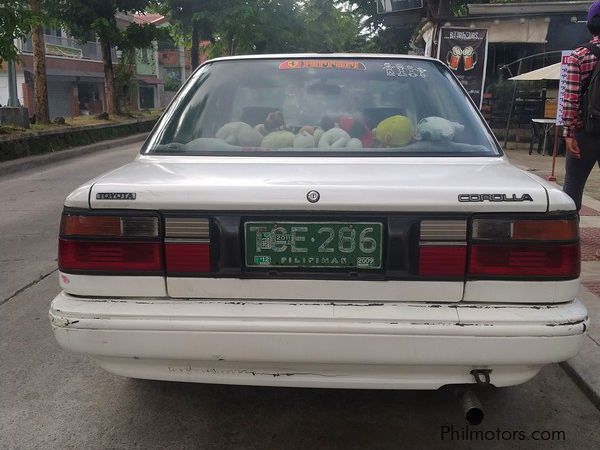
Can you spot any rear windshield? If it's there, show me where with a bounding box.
[145,58,499,156]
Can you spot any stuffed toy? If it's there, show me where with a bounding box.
[255,110,285,136]
[293,130,316,148]
[372,115,414,147]
[261,130,295,148]
[313,127,324,144]
[346,138,363,148]
[318,127,352,148]
[416,117,464,141]
[216,122,263,147]
[317,127,364,148]
[321,115,374,147]
[338,116,374,147]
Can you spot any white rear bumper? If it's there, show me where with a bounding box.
[49,292,588,389]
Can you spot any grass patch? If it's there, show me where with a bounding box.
[1,110,162,136]
[0,117,158,162]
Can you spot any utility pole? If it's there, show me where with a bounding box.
[7,60,21,107]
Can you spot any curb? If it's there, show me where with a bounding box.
[561,357,600,411]
[0,133,147,177]
[561,284,600,411]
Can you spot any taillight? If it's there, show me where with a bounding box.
[418,220,467,279]
[419,245,467,277]
[468,216,580,279]
[59,213,162,274]
[164,218,212,274]
[59,212,215,276]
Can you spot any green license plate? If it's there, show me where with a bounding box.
[244,221,383,269]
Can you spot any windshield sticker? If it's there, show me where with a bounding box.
[279,60,366,71]
[383,63,427,78]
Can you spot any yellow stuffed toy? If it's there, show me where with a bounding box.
[372,115,414,147]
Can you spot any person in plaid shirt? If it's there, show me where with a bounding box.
[563,1,600,215]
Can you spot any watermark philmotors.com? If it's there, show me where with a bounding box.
[441,425,566,441]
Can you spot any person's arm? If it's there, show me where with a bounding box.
[562,51,583,157]
[562,52,582,139]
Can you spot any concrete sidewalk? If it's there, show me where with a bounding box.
[506,149,600,408]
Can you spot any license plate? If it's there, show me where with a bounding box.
[244,221,383,269]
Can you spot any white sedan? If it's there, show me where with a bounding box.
[50,54,587,393]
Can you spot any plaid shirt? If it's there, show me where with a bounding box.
[563,36,600,138]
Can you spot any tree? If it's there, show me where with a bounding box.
[53,0,164,114]
[157,0,221,70]
[30,0,50,124]
[301,0,366,53]
[159,0,366,59]
[0,1,37,63]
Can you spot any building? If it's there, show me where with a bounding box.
[133,12,208,107]
[418,1,593,85]
[0,11,211,118]
[413,1,594,128]
[0,27,107,118]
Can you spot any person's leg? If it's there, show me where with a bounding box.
[563,132,598,211]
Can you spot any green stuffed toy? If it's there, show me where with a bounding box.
[293,130,316,148]
[373,115,414,147]
[216,122,263,147]
[261,130,296,148]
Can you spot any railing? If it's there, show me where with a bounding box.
[21,34,104,61]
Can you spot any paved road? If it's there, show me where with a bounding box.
[1,145,600,449]
[0,143,140,304]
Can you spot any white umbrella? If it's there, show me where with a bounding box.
[508,62,561,81]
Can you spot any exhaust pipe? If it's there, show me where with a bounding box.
[457,388,484,426]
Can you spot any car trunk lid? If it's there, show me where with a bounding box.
[84,155,551,302]
[89,155,549,213]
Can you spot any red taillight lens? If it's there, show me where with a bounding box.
[59,213,163,274]
[469,243,580,278]
[59,239,163,272]
[468,216,580,279]
[165,242,211,273]
[419,245,466,278]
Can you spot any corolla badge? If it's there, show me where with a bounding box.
[307,190,320,203]
[458,193,533,202]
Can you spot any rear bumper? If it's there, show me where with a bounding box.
[49,292,588,389]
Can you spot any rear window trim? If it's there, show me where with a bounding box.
[147,149,501,158]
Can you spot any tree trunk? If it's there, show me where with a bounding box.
[437,0,452,18]
[191,21,200,70]
[100,38,115,115]
[30,0,50,124]
[229,35,235,56]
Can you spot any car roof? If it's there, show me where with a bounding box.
[205,53,438,64]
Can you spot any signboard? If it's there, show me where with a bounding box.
[376,0,423,14]
[556,50,572,126]
[45,43,82,59]
[437,27,489,108]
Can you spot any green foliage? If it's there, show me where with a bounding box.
[163,74,180,92]
[0,1,41,62]
[52,0,166,50]
[156,0,367,57]
[113,48,137,113]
